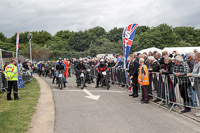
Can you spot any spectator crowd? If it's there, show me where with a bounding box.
[69,49,200,117]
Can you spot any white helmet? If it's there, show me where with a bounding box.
[100,59,105,62]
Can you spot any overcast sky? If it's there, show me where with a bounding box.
[0,0,200,37]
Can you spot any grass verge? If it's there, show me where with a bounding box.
[0,78,40,133]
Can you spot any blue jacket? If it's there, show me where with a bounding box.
[54,62,66,71]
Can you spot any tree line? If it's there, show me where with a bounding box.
[0,24,200,60]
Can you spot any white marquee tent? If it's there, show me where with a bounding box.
[136,47,200,55]
[137,47,162,54]
[163,47,200,54]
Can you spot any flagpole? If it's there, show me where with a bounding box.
[123,27,126,70]
[16,31,19,82]
[16,31,25,88]
[124,44,126,69]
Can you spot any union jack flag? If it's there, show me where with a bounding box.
[123,24,138,68]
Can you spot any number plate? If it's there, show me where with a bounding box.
[80,73,84,77]
[102,71,106,75]
[87,69,91,72]
[59,74,62,77]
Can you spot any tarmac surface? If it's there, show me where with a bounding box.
[42,75,200,133]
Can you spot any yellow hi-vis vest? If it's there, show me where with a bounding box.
[138,65,149,86]
[5,64,18,81]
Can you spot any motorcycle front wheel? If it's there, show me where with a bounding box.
[80,77,85,90]
[106,79,110,90]
[58,78,62,90]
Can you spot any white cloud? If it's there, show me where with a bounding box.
[0,0,200,37]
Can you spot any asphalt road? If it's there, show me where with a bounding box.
[41,75,200,133]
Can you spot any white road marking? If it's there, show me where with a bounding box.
[52,89,125,93]
[90,90,125,93]
[83,89,101,100]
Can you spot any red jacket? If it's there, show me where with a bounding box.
[97,64,108,73]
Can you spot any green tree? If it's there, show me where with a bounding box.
[107,27,124,42]
[88,26,106,40]
[135,24,178,51]
[0,32,6,41]
[0,41,15,51]
[68,31,91,51]
[135,26,150,35]
[174,27,196,44]
[32,31,52,45]
[54,30,71,40]
[1,24,200,59]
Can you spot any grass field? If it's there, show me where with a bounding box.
[0,78,40,133]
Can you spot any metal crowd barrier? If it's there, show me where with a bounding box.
[21,70,32,83]
[149,72,200,111]
[91,66,98,78]
[0,72,8,92]
[89,66,200,111]
[0,70,32,92]
[71,65,75,74]
[91,66,128,87]
[110,68,127,86]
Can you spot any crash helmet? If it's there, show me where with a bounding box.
[100,58,105,62]
[100,58,105,64]
[84,60,87,64]
[79,59,83,63]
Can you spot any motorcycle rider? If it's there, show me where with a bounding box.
[54,58,66,87]
[33,62,37,73]
[75,59,86,87]
[45,61,50,77]
[38,61,45,76]
[49,60,55,78]
[37,61,41,74]
[95,59,109,88]
[83,60,94,83]
[83,60,89,69]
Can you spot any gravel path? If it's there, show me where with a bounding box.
[27,75,55,133]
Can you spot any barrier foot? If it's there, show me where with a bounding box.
[3,88,8,93]
[158,99,164,108]
[169,103,175,112]
[124,85,129,90]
